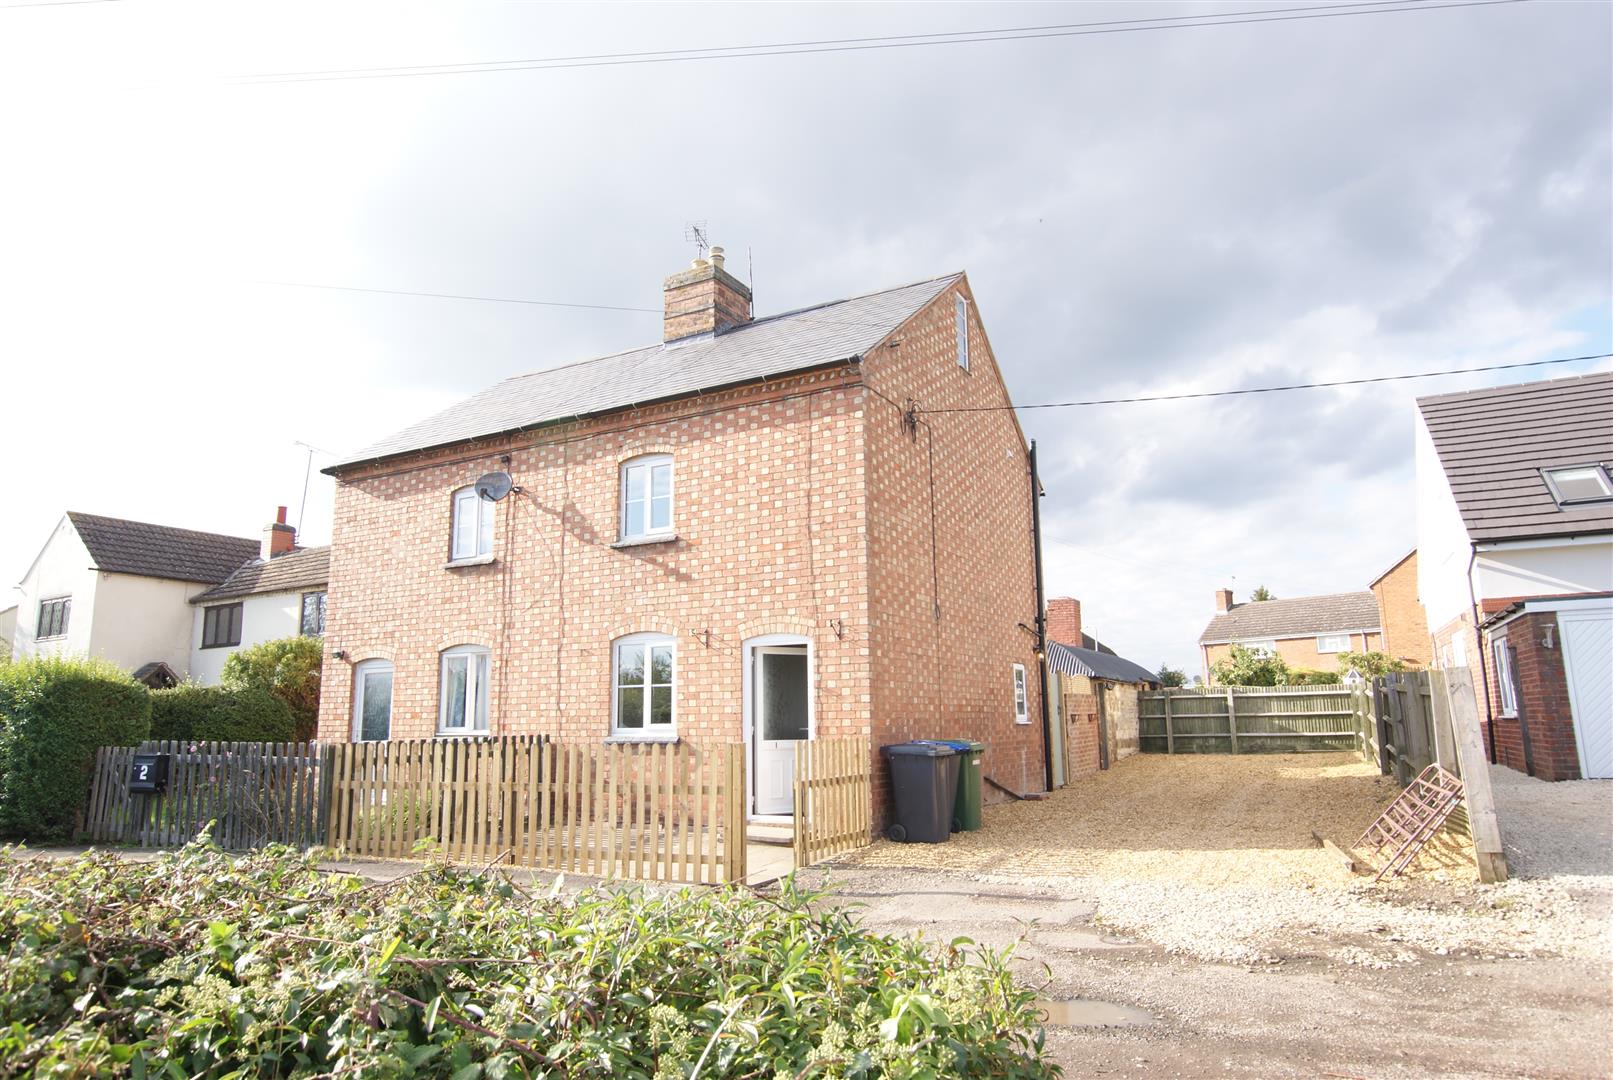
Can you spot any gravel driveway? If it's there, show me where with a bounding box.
[800,753,1611,1077]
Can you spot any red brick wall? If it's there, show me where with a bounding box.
[1046,597,1081,645]
[1371,552,1433,668]
[1486,612,1582,781]
[317,367,873,748]
[861,277,1047,819]
[1061,676,1100,780]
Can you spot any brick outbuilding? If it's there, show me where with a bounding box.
[317,251,1050,827]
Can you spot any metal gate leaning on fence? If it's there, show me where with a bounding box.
[1139,685,1371,754]
[83,740,328,849]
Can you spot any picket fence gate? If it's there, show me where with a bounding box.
[793,737,873,867]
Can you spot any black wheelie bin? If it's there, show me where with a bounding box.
[881,742,960,843]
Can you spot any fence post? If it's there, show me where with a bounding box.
[1224,686,1239,754]
[723,743,747,884]
[1163,692,1175,755]
[1438,666,1509,882]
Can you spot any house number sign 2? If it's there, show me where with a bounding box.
[129,753,170,794]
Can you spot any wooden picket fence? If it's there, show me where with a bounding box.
[793,737,873,867]
[1139,685,1369,754]
[82,741,327,848]
[324,737,748,884]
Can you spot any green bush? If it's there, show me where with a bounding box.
[1335,650,1407,680]
[0,841,1058,1078]
[1209,644,1292,687]
[220,636,322,740]
[149,683,297,744]
[1288,669,1342,686]
[0,656,150,840]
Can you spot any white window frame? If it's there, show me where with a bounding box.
[352,659,394,743]
[955,295,970,371]
[1316,633,1351,653]
[439,645,491,736]
[1541,464,1613,507]
[612,632,676,738]
[1240,640,1278,656]
[619,455,674,541]
[450,486,495,561]
[1012,663,1029,724]
[1492,637,1518,718]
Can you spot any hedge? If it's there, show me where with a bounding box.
[0,842,1059,1078]
[0,656,150,840]
[220,636,323,741]
[149,684,297,743]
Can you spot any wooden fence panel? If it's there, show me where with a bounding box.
[1140,686,1368,754]
[81,740,327,848]
[793,737,873,867]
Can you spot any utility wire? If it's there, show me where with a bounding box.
[917,353,1613,414]
[215,0,1521,86]
[253,278,660,313]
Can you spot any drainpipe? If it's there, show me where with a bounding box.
[1466,544,1498,764]
[1029,440,1054,792]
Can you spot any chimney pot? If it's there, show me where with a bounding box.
[262,509,296,560]
[709,245,725,269]
[275,505,287,525]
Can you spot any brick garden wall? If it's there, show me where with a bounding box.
[861,277,1047,820]
[1060,674,1100,779]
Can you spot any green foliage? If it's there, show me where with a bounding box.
[1288,669,1342,686]
[1209,644,1292,687]
[1334,650,1407,680]
[1157,665,1187,688]
[149,683,296,744]
[220,636,323,740]
[0,841,1059,1078]
[1248,586,1276,602]
[0,656,150,840]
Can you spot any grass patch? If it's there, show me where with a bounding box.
[0,839,1056,1078]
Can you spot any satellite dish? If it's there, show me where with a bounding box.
[475,471,514,502]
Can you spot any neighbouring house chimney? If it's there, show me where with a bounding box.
[263,506,296,559]
[663,245,753,342]
[1046,597,1082,646]
[1214,588,1234,613]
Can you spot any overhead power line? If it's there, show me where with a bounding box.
[214,0,1522,86]
[916,353,1613,414]
[253,279,660,313]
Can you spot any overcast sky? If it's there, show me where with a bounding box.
[2,0,1608,676]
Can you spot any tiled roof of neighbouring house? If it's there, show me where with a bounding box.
[1418,372,1613,543]
[1197,591,1381,644]
[190,546,331,603]
[67,512,261,585]
[1047,641,1161,685]
[331,273,963,469]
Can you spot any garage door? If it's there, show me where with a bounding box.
[1559,606,1613,780]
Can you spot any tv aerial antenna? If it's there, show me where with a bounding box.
[684,221,709,260]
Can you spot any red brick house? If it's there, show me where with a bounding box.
[316,249,1049,826]
[1415,373,1612,781]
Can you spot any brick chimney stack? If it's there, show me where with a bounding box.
[663,245,753,341]
[1046,597,1082,646]
[1214,588,1234,613]
[262,506,296,560]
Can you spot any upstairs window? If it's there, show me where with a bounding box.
[1316,633,1351,653]
[620,455,673,541]
[300,591,327,636]
[37,596,70,639]
[1240,640,1278,656]
[1543,464,1613,507]
[202,603,243,649]
[451,486,495,561]
[1012,663,1029,724]
[955,295,970,371]
[440,645,491,735]
[613,633,675,736]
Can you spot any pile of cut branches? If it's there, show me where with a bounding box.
[0,839,1056,1078]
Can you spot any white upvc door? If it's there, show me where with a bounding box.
[1559,606,1613,779]
[752,646,810,816]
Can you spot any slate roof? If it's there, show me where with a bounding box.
[1198,592,1381,645]
[1047,641,1161,685]
[67,512,260,585]
[190,546,330,603]
[332,273,963,469]
[1418,372,1613,543]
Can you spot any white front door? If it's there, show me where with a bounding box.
[753,646,810,816]
[1560,607,1613,779]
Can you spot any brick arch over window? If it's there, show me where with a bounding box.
[737,618,816,642]
[342,646,395,665]
[603,621,680,642]
[437,633,496,654]
[614,443,680,467]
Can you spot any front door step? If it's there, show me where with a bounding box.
[747,821,794,846]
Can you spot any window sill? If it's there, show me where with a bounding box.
[445,554,497,569]
[200,643,240,651]
[604,733,680,745]
[436,729,492,739]
[611,533,678,549]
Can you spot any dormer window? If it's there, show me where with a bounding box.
[620,455,673,541]
[1542,464,1613,507]
[451,486,495,561]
